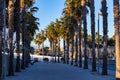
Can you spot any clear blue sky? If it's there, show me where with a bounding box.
[34,0,66,30]
[33,0,114,48]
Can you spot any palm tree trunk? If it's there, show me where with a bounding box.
[42,42,44,56]
[52,41,54,61]
[82,6,88,69]
[28,38,31,64]
[54,42,57,62]
[90,0,96,71]
[21,0,26,69]
[0,26,3,79]
[0,0,5,78]
[0,30,3,78]
[78,20,82,67]
[63,39,65,63]
[8,0,14,76]
[14,0,21,72]
[113,0,120,79]
[58,38,60,62]
[26,35,30,66]
[101,0,108,75]
[28,35,31,64]
[50,40,52,54]
[71,31,74,65]
[25,34,29,68]
[66,38,69,64]
[74,29,78,66]
[38,44,40,54]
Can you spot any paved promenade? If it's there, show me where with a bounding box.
[6,62,115,80]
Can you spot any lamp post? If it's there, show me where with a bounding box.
[98,12,102,73]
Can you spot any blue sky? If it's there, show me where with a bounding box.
[34,0,65,30]
[33,0,114,48]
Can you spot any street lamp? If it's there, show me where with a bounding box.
[98,12,102,73]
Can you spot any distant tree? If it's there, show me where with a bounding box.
[44,47,49,56]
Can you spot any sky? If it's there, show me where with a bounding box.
[32,0,114,48]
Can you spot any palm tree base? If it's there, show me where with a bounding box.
[92,69,96,72]
[21,65,26,70]
[84,66,88,69]
[8,73,14,76]
[102,72,107,75]
[92,68,96,72]
[71,61,73,65]
[16,70,21,72]
[74,63,78,66]
[79,65,82,68]
[116,78,120,80]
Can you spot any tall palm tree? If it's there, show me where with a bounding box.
[21,0,26,69]
[26,6,39,66]
[60,18,68,63]
[74,27,79,66]
[8,0,15,76]
[14,0,21,72]
[35,31,46,56]
[41,30,46,56]
[73,0,82,67]
[78,20,82,67]
[55,19,62,62]
[46,25,54,55]
[101,0,108,75]
[0,0,6,78]
[89,0,96,71]
[65,0,83,66]
[20,0,35,69]
[113,0,120,79]
[61,29,68,64]
[21,0,34,69]
[81,0,88,69]
[72,0,83,67]
[46,22,56,58]
[34,38,42,53]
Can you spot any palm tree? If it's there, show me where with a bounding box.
[34,38,42,54]
[65,1,74,65]
[89,0,96,71]
[113,0,120,79]
[81,0,88,69]
[0,0,6,78]
[61,12,75,64]
[78,20,82,67]
[72,0,83,67]
[40,30,46,56]
[21,0,34,69]
[73,0,82,67]
[101,0,108,75]
[8,0,15,76]
[65,0,83,66]
[55,19,62,62]
[46,22,56,59]
[14,0,21,72]
[26,6,39,66]
[46,25,54,55]
[21,0,26,69]
[20,0,35,69]
[60,18,68,63]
